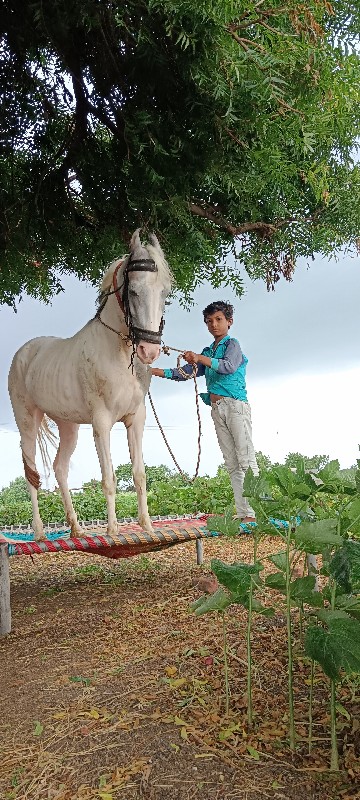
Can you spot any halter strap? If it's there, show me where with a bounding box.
[105,255,164,346]
[127,258,158,273]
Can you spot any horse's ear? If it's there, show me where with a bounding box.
[130,228,143,253]
[149,233,164,256]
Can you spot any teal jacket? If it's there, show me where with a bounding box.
[163,335,248,405]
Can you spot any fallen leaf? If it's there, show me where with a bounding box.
[165,665,177,677]
[174,715,188,726]
[246,745,261,760]
[34,721,43,736]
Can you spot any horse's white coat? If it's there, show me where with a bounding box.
[8,231,173,540]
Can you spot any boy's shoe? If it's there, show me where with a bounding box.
[241,516,256,524]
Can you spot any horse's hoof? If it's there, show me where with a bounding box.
[106,525,119,537]
[139,517,154,534]
[69,527,84,538]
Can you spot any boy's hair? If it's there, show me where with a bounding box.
[203,301,234,322]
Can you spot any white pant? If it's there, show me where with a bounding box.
[211,398,259,518]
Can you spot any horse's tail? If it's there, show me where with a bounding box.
[37,415,58,481]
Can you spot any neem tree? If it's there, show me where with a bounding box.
[1,0,360,305]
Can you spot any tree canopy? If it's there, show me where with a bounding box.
[1,0,360,306]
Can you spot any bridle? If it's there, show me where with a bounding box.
[95,255,165,346]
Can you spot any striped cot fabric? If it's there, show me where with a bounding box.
[0,516,219,559]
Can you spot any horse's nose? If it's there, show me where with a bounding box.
[136,342,161,364]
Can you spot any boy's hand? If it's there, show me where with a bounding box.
[183,350,199,364]
[151,367,165,377]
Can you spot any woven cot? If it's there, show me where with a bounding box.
[0,515,218,560]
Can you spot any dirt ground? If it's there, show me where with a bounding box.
[0,534,359,800]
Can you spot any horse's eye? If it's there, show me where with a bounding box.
[129,289,139,298]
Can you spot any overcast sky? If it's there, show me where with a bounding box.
[1,250,359,490]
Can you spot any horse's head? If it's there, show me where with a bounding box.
[121,229,173,364]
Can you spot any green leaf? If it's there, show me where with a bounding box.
[268,466,296,495]
[250,598,275,617]
[338,469,357,492]
[69,675,91,686]
[243,469,271,500]
[316,461,345,493]
[191,587,232,616]
[268,551,287,572]
[335,702,351,720]
[289,576,323,607]
[246,745,261,760]
[33,721,43,736]
[346,498,360,523]
[334,595,360,620]
[330,540,360,593]
[265,572,286,592]
[306,613,360,679]
[294,519,343,554]
[326,614,360,674]
[305,626,341,680]
[289,482,313,500]
[211,559,262,595]
[317,460,341,481]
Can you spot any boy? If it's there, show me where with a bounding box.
[151,301,259,522]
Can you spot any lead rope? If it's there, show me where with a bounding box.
[147,345,202,481]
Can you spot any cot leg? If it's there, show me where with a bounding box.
[196,539,203,566]
[0,543,11,636]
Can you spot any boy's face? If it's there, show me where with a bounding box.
[205,310,232,339]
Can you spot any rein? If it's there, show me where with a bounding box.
[148,344,202,481]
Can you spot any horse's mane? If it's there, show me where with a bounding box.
[145,243,174,287]
[97,242,174,307]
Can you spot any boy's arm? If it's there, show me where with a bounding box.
[213,340,243,373]
[184,341,243,374]
[151,363,205,381]
[151,367,166,377]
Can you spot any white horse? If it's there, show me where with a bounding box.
[8,230,173,540]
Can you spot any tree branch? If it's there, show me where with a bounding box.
[189,202,322,238]
[188,203,277,236]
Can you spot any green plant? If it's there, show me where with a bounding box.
[191,555,273,722]
[244,458,360,766]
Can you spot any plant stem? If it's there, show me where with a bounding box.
[329,578,339,771]
[247,578,253,727]
[330,678,339,771]
[308,659,314,755]
[299,602,303,644]
[222,613,230,716]
[285,512,296,750]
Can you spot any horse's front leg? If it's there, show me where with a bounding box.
[92,415,117,536]
[126,402,153,533]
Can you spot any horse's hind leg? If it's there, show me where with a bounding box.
[18,406,46,541]
[53,421,82,537]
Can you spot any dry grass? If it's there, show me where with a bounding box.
[0,535,358,799]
